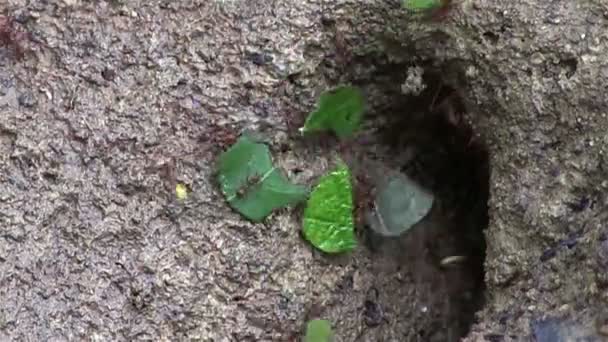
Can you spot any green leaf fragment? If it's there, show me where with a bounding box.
[302,162,356,253]
[300,86,365,139]
[216,135,308,222]
[403,0,443,11]
[304,319,334,342]
[366,173,434,237]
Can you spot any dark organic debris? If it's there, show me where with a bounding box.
[246,51,273,66]
[363,287,384,327]
[560,233,581,249]
[483,334,504,342]
[17,91,36,108]
[540,248,557,262]
[101,67,117,81]
[0,14,29,59]
[565,196,592,212]
[540,231,583,262]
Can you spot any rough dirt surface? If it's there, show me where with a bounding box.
[1,0,607,341]
[452,1,608,341]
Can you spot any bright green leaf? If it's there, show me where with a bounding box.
[216,135,308,222]
[302,162,356,253]
[402,0,443,11]
[366,173,434,236]
[300,86,365,139]
[304,319,334,342]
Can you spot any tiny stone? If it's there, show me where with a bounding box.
[401,66,426,96]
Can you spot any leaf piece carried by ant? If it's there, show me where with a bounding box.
[302,161,356,254]
[300,85,365,139]
[403,0,457,21]
[366,171,434,237]
[216,135,308,222]
[304,319,334,342]
[403,0,443,11]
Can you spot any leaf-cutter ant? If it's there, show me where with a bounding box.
[233,168,276,201]
[235,173,262,199]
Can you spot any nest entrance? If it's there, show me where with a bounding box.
[354,67,490,341]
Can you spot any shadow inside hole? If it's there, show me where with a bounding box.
[353,65,489,341]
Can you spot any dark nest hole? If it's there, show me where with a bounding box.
[346,65,490,341]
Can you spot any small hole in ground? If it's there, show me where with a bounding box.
[482,31,500,45]
[347,64,489,341]
[559,57,578,79]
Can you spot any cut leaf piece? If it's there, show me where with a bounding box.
[304,319,334,342]
[403,0,443,11]
[302,162,356,253]
[216,135,308,222]
[366,172,434,237]
[300,86,365,139]
[175,183,189,200]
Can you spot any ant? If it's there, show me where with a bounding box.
[235,173,262,199]
[231,168,276,201]
[0,14,29,59]
[195,122,240,159]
